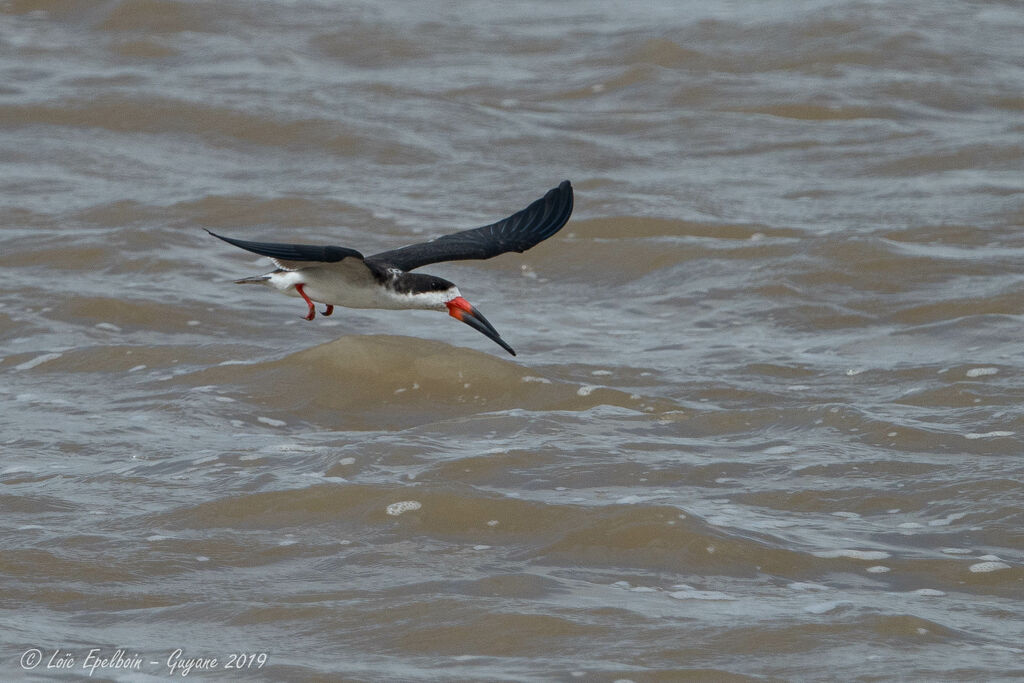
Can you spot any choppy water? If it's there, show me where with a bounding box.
[2,1,1023,680]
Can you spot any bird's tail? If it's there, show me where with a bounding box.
[234,275,270,285]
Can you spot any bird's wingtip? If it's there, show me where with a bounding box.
[205,229,234,245]
[555,180,573,204]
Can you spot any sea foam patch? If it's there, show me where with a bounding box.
[969,561,1010,573]
[813,549,891,561]
[964,431,1014,440]
[668,587,737,601]
[386,500,422,516]
[14,353,62,371]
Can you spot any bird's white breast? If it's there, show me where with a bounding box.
[267,267,457,311]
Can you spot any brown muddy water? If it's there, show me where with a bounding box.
[2,1,1023,681]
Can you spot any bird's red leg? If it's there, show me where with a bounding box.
[295,283,316,321]
[322,305,334,316]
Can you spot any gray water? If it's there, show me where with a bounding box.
[1,1,1023,680]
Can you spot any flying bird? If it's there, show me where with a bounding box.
[207,180,573,356]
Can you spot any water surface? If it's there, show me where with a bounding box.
[2,0,1023,680]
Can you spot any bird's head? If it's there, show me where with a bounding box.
[394,273,517,356]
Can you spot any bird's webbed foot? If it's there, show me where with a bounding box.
[295,284,317,321]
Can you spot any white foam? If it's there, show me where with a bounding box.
[95,322,122,332]
[336,457,356,466]
[788,582,829,591]
[965,431,1014,439]
[386,500,421,516]
[521,375,551,384]
[749,519,799,530]
[273,443,315,452]
[257,416,286,427]
[969,561,1010,573]
[14,353,62,371]
[941,547,973,555]
[763,445,797,455]
[615,495,645,504]
[928,512,967,526]
[668,588,737,601]
[866,566,890,574]
[965,367,998,377]
[577,385,597,396]
[813,549,890,560]
[912,588,946,597]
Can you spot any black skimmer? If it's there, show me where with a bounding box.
[207,180,573,356]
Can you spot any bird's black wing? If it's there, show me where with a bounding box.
[206,230,364,270]
[367,180,573,272]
